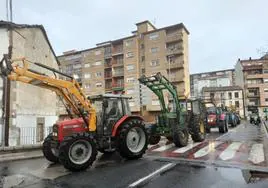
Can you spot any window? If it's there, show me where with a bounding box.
[129,102,135,107]
[84,83,91,89]
[235,92,239,98]
[126,52,134,58]
[73,74,79,79]
[235,101,239,108]
[264,88,268,92]
[125,39,133,47]
[95,50,101,55]
[84,73,91,79]
[95,82,102,88]
[151,47,159,53]
[263,69,268,74]
[229,101,232,106]
[126,64,135,71]
[141,56,145,62]
[265,98,268,102]
[151,60,160,67]
[126,88,135,94]
[228,92,232,99]
[84,63,91,68]
[141,44,144,49]
[152,99,160,105]
[93,61,102,66]
[73,63,82,69]
[149,33,159,40]
[210,93,215,99]
[95,72,102,77]
[126,77,135,83]
[220,92,224,99]
[264,79,268,83]
[142,68,145,74]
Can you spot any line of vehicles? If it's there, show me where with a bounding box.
[0,56,242,172]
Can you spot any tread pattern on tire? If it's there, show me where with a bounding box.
[191,115,206,142]
[42,133,59,163]
[171,118,189,147]
[117,119,148,160]
[58,132,97,172]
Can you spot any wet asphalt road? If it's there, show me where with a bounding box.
[1,122,268,188]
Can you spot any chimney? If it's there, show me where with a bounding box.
[249,57,252,60]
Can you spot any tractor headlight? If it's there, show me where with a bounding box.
[52,132,58,136]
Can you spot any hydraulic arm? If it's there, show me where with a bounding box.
[0,55,96,131]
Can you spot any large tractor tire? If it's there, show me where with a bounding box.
[42,133,59,163]
[58,132,97,172]
[219,120,228,133]
[171,120,189,147]
[191,115,206,142]
[148,135,161,145]
[117,119,148,159]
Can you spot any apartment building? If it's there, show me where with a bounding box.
[58,20,190,121]
[202,86,245,117]
[190,69,235,98]
[235,56,268,118]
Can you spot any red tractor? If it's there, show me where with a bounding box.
[206,106,229,133]
[0,56,148,172]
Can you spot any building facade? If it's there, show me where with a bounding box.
[58,21,190,121]
[202,86,245,117]
[0,21,59,146]
[235,56,268,118]
[190,69,235,98]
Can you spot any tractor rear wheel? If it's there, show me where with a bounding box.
[42,133,59,163]
[173,129,189,147]
[117,119,148,159]
[148,135,161,145]
[58,133,97,172]
[191,115,206,142]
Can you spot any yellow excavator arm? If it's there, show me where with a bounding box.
[0,55,96,131]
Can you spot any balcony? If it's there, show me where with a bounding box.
[104,61,112,69]
[166,47,184,56]
[104,72,112,79]
[247,92,260,98]
[112,83,124,91]
[166,61,184,69]
[166,34,183,43]
[105,84,112,91]
[104,52,112,59]
[112,47,123,56]
[113,71,124,77]
[112,60,124,67]
[168,74,184,83]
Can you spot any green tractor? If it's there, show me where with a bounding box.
[139,72,206,147]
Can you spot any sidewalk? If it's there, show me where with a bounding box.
[0,149,43,163]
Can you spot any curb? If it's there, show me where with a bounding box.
[0,154,43,163]
[0,144,42,152]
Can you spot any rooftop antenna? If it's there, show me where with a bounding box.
[6,0,9,21]
[152,18,156,25]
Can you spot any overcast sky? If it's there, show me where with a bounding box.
[1,0,268,74]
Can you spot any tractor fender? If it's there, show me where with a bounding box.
[111,115,144,137]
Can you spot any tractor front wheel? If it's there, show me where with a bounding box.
[173,129,189,147]
[42,133,59,163]
[58,133,97,172]
[117,119,148,159]
[191,115,206,142]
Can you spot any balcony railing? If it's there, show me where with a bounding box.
[112,83,124,90]
[166,47,184,56]
[104,62,112,68]
[104,52,112,59]
[247,92,260,98]
[104,73,112,79]
[113,60,124,67]
[112,47,123,56]
[113,71,124,77]
[166,34,183,43]
[166,61,184,69]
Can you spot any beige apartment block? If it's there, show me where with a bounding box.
[58,20,190,122]
[235,56,268,118]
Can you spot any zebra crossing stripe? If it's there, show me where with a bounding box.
[152,143,175,152]
[172,142,201,153]
[248,144,265,164]
[219,142,242,161]
[193,141,222,158]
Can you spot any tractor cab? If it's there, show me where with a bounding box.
[88,94,131,136]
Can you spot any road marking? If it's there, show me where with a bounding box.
[219,142,242,161]
[172,142,201,153]
[193,141,222,158]
[128,163,176,188]
[152,143,175,152]
[248,143,265,164]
